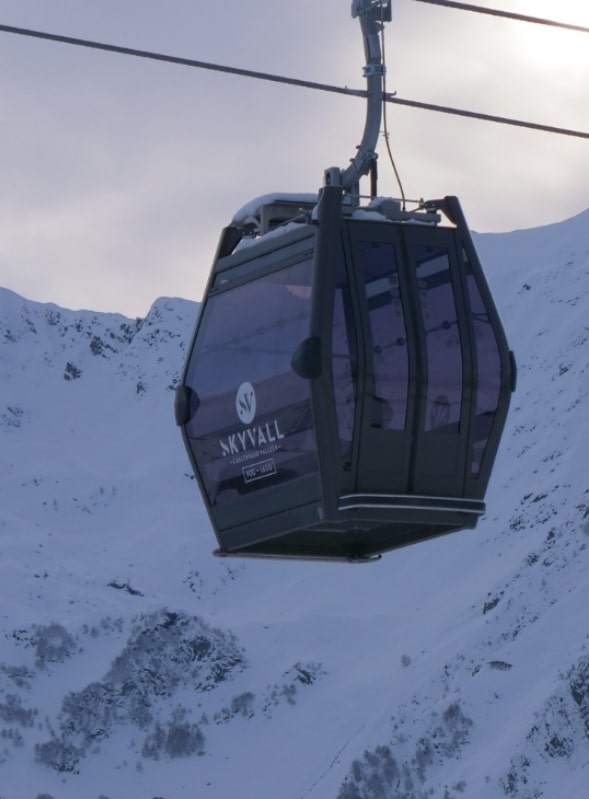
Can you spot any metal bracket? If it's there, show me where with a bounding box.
[351,0,392,22]
[363,63,385,77]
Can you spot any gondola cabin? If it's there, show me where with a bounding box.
[175,186,516,560]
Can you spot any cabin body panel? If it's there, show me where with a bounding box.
[177,193,514,560]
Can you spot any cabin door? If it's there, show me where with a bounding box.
[343,222,472,498]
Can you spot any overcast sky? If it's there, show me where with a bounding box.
[1,0,588,317]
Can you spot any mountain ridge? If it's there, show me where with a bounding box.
[0,208,588,798]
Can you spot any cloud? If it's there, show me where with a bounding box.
[0,0,587,315]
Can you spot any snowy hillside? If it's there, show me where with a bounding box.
[0,207,588,799]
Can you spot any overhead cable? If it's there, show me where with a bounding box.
[0,23,366,99]
[1,22,589,141]
[386,95,589,140]
[413,0,589,34]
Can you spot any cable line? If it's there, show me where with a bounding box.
[1,22,589,141]
[0,23,366,99]
[378,0,407,205]
[385,95,589,140]
[413,0,589,34]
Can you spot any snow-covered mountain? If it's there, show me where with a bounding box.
[0,207,588,799]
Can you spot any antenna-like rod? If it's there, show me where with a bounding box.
[326,0,391,197]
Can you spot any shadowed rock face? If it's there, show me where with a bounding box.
[33,610,245,772]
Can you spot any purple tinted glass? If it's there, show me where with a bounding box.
[185,259,318,506]
[415,246,463,433]
[464,250,501,476]
[359,241,409,431]
[332,259,356,466]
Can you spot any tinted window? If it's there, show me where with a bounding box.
[415,246,463,433]
[359,241,409,431]
[184,259,318,506]
[332,254,357,467]
[464,250,501,476]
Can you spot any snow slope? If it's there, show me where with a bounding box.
[0,207,588,799]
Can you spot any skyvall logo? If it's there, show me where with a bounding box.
[219,421,285,457]
[235,382,256,425]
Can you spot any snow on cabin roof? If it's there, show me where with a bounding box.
[231,193,319,225]
[230,193,438,239]
[234,220,310,252]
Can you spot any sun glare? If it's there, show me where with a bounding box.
[511,1,589,70]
